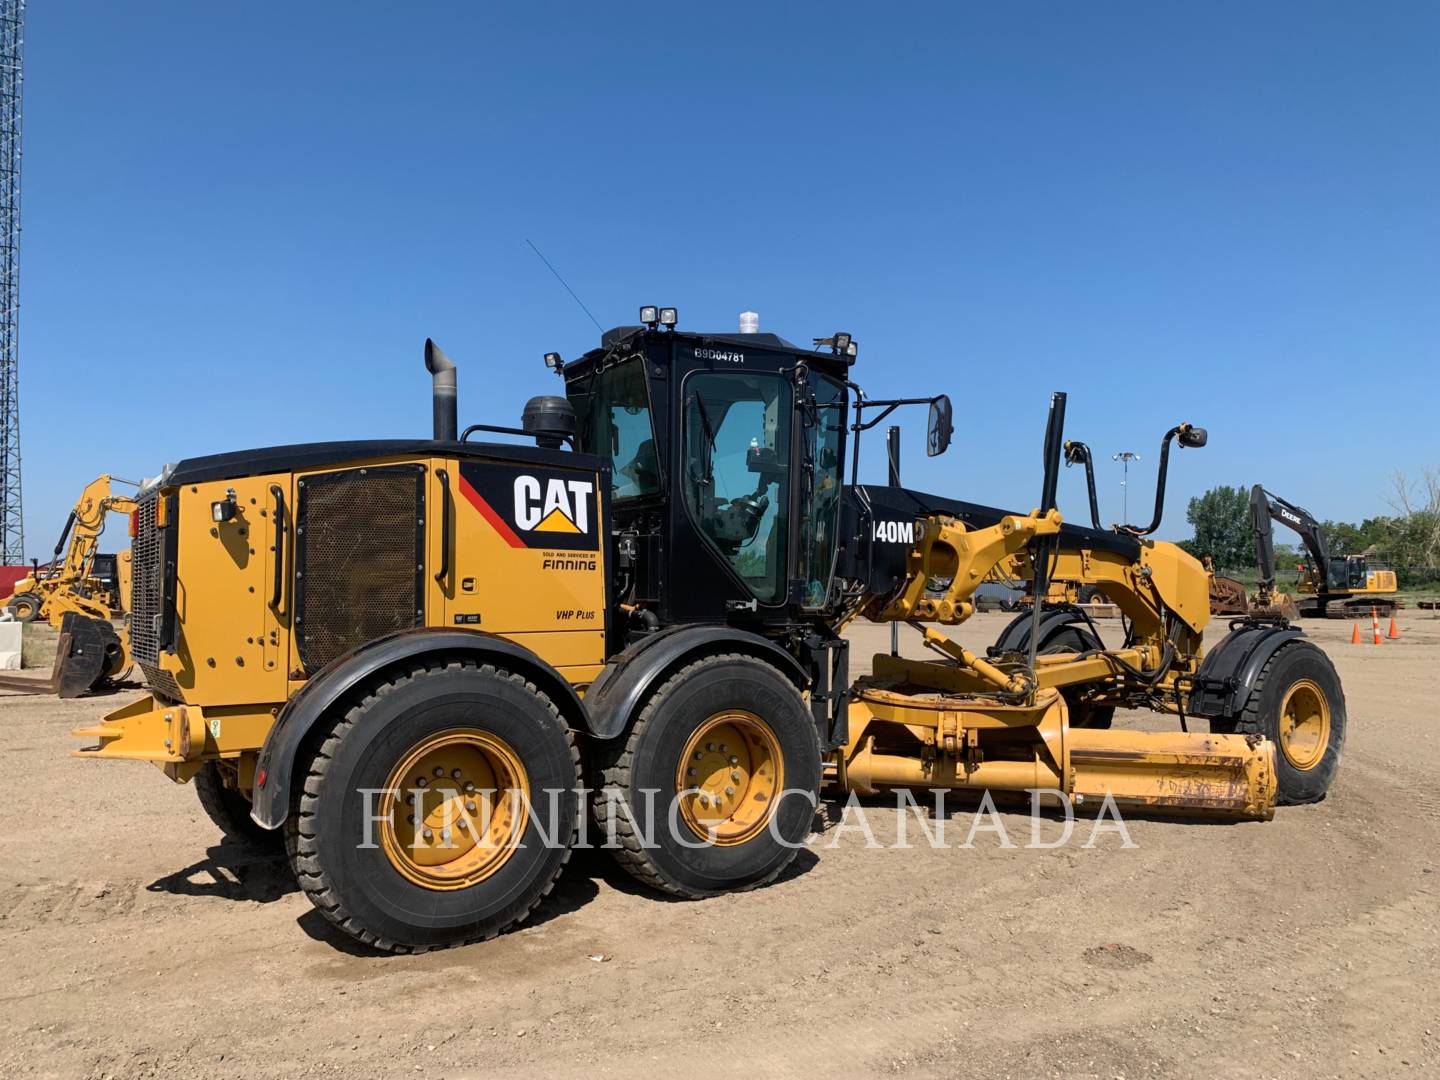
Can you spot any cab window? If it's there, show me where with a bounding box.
[571,360,660,498]
[682,372,791,603]
[798,375,846,609]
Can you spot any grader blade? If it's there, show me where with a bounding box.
[843,683,1279,822]
[1067,728,1276,821]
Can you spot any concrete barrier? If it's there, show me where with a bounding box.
[0,621,21,670]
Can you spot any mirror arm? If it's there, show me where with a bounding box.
[852,397,937,433]
[1064,441,1103,529]
[1116,425,1183,537]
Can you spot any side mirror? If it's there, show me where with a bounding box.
[927,395,953,457]
[1179,425,1207,448]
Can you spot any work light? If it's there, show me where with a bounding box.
[659,307,678,327]
[543,352,564,376]
[639,305,659,327]
[211,490,238,522]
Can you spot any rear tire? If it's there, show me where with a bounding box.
[1209,640,1344,805]
[592,654,820,898]
[194,761,282,849]
[7,592,40,623]
[286,660,580,953]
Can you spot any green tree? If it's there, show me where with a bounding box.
[1184,485,1254,571]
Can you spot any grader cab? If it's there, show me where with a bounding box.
[73,311,1345,952]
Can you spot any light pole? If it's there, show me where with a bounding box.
[1113,451,1140,524]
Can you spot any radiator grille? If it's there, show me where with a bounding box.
[129,491,182,700]
[295,465,425,672]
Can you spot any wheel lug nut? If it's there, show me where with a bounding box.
[719,744,727,753]
[728,756,738,765]
[698,794,710,808]
[433,766,445,777]
[725,786,735,797]
[441,828,452,842]
[464,781,475,793]
[730,772,740,783]
[693,751,702,761]
[451,768,462,779]
[457,819,468,831]
[416,777,428,788]
[405,793,415,805]
[705,742,715,752]
[466,800,477,813]
[407,814,416,825]
[422,828,433,840]
[688,768,696,778]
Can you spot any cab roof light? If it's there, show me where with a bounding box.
[639,305,659,328]
[658,307,678,328]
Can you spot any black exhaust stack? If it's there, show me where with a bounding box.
[424,338,458,441]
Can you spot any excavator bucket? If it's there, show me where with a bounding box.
[0,612,123,698]
[1248,592,1299,621]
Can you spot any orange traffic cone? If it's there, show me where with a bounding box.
[1371,606,1383,646]
[1388,615,1400,640]
[1351,622,1362,645]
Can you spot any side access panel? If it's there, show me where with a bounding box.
[443,457,608,681]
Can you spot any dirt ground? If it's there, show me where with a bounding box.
[2,612,1436,1080]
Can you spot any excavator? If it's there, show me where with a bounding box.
[1249,485,1398,619]
[0,475,135,696]
[72,312,1345,952]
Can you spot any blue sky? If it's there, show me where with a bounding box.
[16,2,1438,557]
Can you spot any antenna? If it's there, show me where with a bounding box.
[525,239,604,334]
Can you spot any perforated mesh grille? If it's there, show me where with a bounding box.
[129,492,181,700]
[295,465,424,672]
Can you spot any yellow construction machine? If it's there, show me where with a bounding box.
[0,475,135,696]
[72,313,1344,952]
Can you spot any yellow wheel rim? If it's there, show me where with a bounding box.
[12,598,34,619]
[676,710,784,846]
[1278,678,1331,772]
[378,729,529,890]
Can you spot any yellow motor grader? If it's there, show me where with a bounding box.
[73,312,1344,952]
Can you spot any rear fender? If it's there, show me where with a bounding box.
[583,625,809,741]
[250,628,587,829]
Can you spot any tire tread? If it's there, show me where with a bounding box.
[590,653,808,899]
[284,659,580,954]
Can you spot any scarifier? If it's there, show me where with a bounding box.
[73,311,1345,951]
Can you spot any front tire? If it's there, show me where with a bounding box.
[1036,623,1116,730]
[1210,640,1345,805]
[593,654,820,898]
[286,660,580,953]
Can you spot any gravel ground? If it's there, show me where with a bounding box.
[1,611,1436,1079]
